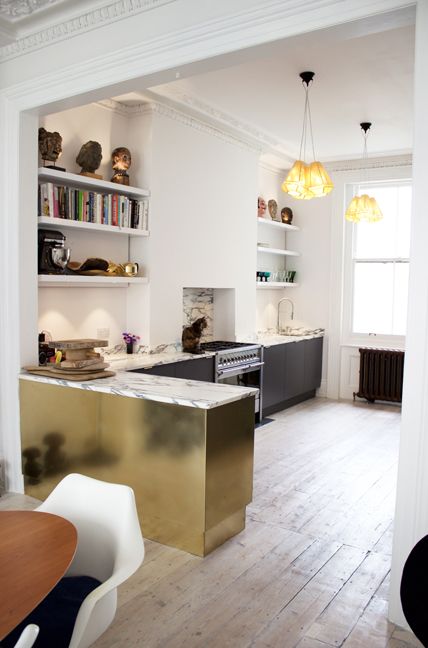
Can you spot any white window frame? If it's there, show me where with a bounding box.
[342,178,412,348]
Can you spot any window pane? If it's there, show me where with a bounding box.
[353,263,393,334]
[353,262,409,335]
[354,184,411,260]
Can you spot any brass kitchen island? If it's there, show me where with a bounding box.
[19,372,257,556]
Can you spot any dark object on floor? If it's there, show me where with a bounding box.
[182,316,207,354]
[255,417,274,428]
[354,347,405,403]
[1,576,101,648]
[400,534,428,647]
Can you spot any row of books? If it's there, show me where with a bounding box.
[38,182,149,230]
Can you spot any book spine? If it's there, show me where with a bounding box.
[47,182,54,218]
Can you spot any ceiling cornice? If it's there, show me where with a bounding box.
[327,153,412,172]
[97,97,264,155]
[0,0,176,62]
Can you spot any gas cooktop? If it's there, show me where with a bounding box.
[199,341,256,352]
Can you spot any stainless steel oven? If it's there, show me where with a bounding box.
[199,342,263,421]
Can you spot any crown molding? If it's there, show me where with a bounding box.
[96,97,264,154]
[327,153,412,172]
[157,88,280,148]
[0,0,176,62]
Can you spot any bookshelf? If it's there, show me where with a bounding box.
[38,168,149,232]
[38,168,150,287]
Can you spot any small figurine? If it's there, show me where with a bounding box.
[76,141,103,179]
[111,147,132,185]
[281,207,293,224]
[182,316,207,354]
[258,196,267,218]
[38,127,65,171]
[268,199,278,221]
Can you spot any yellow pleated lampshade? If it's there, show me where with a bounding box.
[281,160,312,199]
[282,160,333,200]
[306,161,334,197]
[345,194,383,223]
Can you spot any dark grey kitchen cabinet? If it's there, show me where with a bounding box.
[283,341,305,400]
[175,357,214,382]
[131,357,214,382]
[303,337,323,392]
[136,363,174,377]
[262,337,323,416]
[262,346,285,410]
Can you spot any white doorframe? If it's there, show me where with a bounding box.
[0,0,424,628]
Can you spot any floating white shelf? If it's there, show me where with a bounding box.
[257,217,299,231]
[38,168,150,198]
[38,216,149,237]
[257,246,300,257]
[38,275,149,288]
[256,282,299,289]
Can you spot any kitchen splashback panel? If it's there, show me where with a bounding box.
[183,288,214,342]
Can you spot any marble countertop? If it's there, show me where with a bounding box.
[106,350,214,371]
[256,329,325,347]
[20,371,258,410]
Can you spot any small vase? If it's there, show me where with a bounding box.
[126,342,134,354]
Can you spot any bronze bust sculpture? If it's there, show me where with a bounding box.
[111,147,132,185]
[38,127,65,171]
[76,141,103,178]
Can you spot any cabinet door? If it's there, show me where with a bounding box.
[283,342,305,400]
[262,345,285,410]
[175,358,214,382]
[133,363,176,377]
[304,337,323,391]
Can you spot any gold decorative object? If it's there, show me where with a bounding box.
[345,123,383,224]
[111,147,131,185]
[282,72,333,200]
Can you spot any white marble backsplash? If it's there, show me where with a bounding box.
[183,288,214,342]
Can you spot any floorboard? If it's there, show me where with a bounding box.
[1,399,423,647]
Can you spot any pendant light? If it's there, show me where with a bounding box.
[282,71,333,200]
[345,122,383,223]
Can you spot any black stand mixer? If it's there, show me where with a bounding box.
[38,229,70,274]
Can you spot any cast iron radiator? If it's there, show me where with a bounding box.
[354,348,405,403]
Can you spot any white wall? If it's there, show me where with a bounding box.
[38,102,260,349]
[144,106,259,347]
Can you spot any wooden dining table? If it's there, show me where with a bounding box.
[0,510,77,641]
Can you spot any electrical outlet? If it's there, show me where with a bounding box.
[97,328,109,341]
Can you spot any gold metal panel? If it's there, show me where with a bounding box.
[19,380,254,556]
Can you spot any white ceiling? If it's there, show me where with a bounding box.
[116,14,415,164]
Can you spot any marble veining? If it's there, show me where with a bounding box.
[20,371,258,409]
[183,288,214,342]
[106,350,214,371]
[256,330,325,347]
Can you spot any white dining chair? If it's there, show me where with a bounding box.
[13,625,39,648]
[36,473,145,648]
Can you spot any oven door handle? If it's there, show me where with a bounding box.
[217,361,264,378]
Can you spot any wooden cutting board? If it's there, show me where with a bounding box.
[24,367,115,381]
[49,363,110,373]
[61,357,104,369]
[47,339,108,349]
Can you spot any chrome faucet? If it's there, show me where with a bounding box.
[277,298,294,333]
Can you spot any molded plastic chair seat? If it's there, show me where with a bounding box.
[34,473,145,648]
[14,625,39,648]
[400,534,428,647]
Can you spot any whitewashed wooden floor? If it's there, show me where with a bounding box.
[2,399,422,647]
